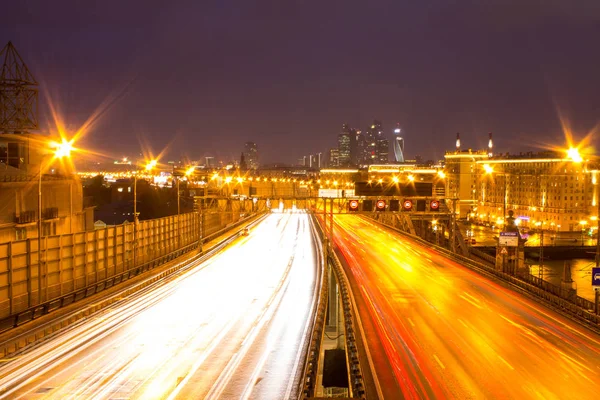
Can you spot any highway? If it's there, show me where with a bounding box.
[0,212,318,400]
[333,215,600,399]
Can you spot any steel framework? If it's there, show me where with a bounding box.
[0,41,38,133]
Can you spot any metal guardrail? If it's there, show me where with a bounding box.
[299,215,328,399]
[328,250,367,399]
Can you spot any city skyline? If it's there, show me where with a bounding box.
[1,2,598,164]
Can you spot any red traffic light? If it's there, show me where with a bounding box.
[403,199,413,211]
[376,200,386,211]
[349,199,359,211]
[430,200,440,210]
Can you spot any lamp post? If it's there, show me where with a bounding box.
[37,139,73,305]
[133,159,157,267]
[177,167,195,249]
[580,220,588,247]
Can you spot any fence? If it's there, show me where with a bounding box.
[0,209,244,324]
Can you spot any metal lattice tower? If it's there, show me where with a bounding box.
[0,41,38,134]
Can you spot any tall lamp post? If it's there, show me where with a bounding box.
[176,167,195,248]
[133,159,157,267]
[38,139,74,305]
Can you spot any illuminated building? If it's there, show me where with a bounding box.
[0,134,92,243]
[244,142,258,169]
[444,148,490,218]
[328,148,339,167]
[393,124,405,163]
[337,124,352,167]
[475,152,599,232]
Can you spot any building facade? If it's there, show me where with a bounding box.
[337,124,352,167]
[444,149,490,218]
[0,134,93,243]
[243,142,258,170]
[474,152,599,232]
[393,126,405,163]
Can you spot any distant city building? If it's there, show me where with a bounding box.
[376,135,389,164]
[205,156,215,168]
[244,142,258,169]
[364,120,388,164]
[337,124,352,167]
[354,130,364,166]
[328,148,339,167]
[393,124,405,163]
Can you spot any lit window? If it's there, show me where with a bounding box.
[118,187,123,192]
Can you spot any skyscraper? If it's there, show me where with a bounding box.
[354,130,364,166]
[393,124,405,163]
[376,134,389,163]
[243,142,258,169]
[328,148,339,167]
[337,124,352,167]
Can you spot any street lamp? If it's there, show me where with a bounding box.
[38,138,74,305]
[133,160,157,267]
[580,220,588,247]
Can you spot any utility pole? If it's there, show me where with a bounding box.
[133,174,137,268]
[177,178,180,248]
[539,229,544,280]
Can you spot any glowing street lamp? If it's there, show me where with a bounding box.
[38,138,75,304]
[132,159,158,268]
[568,147,583,163]
[580,220,588,247]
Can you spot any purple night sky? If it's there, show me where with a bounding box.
[2,1,599,164]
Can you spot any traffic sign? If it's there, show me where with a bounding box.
[349,200,359,212]
[500,247,508,255]
[499,231,519,247]
[376,200,386,211]
[592,267,600,286]
[402,199,413,211]
[430,200,440,211]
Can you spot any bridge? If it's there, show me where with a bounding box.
[1,197,600,399]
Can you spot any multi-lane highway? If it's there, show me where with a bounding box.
[333,215,600,399]
[0,212,319,400]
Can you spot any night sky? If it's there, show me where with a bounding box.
[2,1,599,164]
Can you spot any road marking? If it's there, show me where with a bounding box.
[497,355,514,370]
[433,354,445,369]
[407,318,415,327]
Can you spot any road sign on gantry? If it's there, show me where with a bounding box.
[348,199,359,212]
[430,200,440,211]
[389,199,400,211]
[592,267,600,286]
[376,199,386,211]
[402,199,413,211]
[362,199,373,212]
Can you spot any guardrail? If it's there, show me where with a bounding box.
[328,249,367,399]
[369,216,600,332]
[299,215,328,399]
